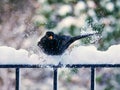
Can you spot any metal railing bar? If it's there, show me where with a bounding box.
[91,67,95,90]
[16,68,20,90]
[0,64,120,68]
[53,68,58,90]
[62,64,120,68]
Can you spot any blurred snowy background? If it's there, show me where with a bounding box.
[0,0,120,90]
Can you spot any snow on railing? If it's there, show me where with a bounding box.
[0,45,120,90]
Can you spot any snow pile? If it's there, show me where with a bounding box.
[0,46,39,64]
[0,45,120,65]
[62,45,120,64]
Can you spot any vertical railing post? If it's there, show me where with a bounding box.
[53,68,58,90]
[16,68,20,90]
[91,67,95,90]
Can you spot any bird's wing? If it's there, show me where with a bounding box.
[56,35,72,51]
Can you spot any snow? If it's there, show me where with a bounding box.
[32,15,47,24]
[57,15,87,31]
[57,16,76,28]
[0,46,43,64]
[87,1,96,9]
[74,1,86,16]
[105,2,114,12]
[57,5,72,16]
[0,45,120,65]
[88,9,96,17]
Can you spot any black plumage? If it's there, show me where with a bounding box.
[37,31,95,55]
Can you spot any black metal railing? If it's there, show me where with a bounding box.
[0,64,120,90]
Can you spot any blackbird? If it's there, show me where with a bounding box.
[38,31,95,55]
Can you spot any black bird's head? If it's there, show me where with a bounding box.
[37,31,59,55]
[45,31,54,40]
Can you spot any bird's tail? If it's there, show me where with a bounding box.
[71,33,95,42]
[65,33,96,48]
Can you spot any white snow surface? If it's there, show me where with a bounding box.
[0,45,120,65]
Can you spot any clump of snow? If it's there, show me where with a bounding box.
[57,5,72,16]
[116,0,120,7]
[0,46,38,64]
[88,9,96,17]
[66,45,120,64]
[57,16,76,28]
[32,15,47,24]
[0,45,120,65]
[74,1,86,15]
[105,2,114,12]
[57,15,87,32]
[87,1,96,9]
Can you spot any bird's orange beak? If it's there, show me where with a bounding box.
[48,35,53,40]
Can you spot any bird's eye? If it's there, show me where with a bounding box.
[48,35,53,40]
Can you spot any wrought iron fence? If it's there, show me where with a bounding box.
[0,64,120,90]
